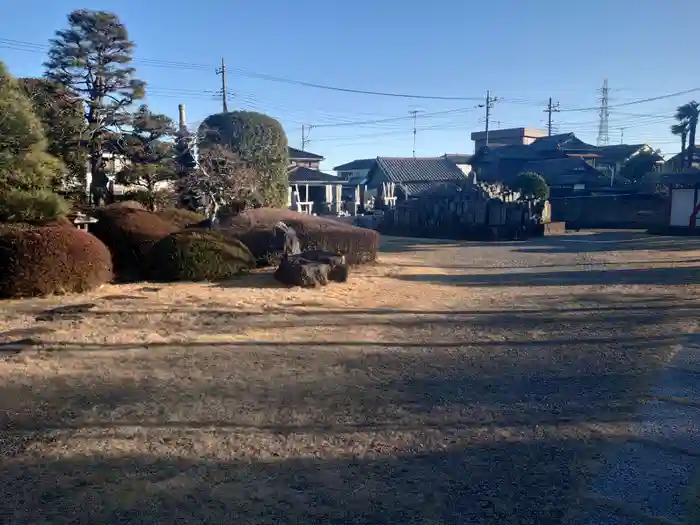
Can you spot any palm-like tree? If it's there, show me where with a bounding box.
[674,101,700,168]
[671,121,689,160]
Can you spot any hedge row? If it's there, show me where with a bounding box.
[0,206,380,297]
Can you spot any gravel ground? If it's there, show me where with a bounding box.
[1,230,699,524]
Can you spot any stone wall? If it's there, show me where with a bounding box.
[551,193,668,229]
[379,185,536,240]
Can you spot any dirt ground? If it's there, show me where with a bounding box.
[1,230,700,524]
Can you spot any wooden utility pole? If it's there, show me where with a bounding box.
[301,125,312,150]
[409,110,419,157]
[544,97,560,136]
[215,57,228,112]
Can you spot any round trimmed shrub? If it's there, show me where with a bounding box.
[156,208,206,229]
[0,189,71,223]
[0,226,113,298]
[222,208,380,266]
[90,207,177,279]
[105,200,145,210]
[146,230,255,282]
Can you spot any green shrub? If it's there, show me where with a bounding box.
[146,230,255,282]
[156,208,206,229]
[90,207,176,279]
[222,208,379,266]
[0,189,70,223]
[0,226,112,298]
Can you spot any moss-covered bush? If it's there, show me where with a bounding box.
[0,189,71,223]
[0,226,112,298]
[156,208,206,229]
[146,230,255,282]
[221,208,379,266]
[90,207,176,279]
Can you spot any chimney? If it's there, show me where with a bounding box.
[178,104,187,133]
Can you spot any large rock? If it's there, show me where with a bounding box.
[274,250,349,287]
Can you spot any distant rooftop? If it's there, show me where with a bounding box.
[288,147,324,160]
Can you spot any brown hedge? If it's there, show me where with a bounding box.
[0,226,113,298]
[146,229,255,282]
[220,208,379,266]
[156,208,206,230]
[90,207,177,279]
[105,200,145,210]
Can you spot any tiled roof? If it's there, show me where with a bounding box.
[333,158,376,171]
[373,157,469,184]
[442,153,473,164]
[399,181,466,198]
[288,147,324,160]
[530,133,596,152]
[288,166,342,184]
[521,158,609,186]
[596,144,648,163]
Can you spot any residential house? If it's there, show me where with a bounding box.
[470,127,548,151]
[286,147,346,214]
[365,156,471,207]
[288,147,324,169]
[663,146,700,173]
[442,153,472,176]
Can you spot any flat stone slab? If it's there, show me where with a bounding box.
[590,441,695,522]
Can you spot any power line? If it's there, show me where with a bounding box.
[544,97,561,136]
[560,87,700,112]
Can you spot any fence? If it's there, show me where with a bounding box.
[378,185,537,240]
[551,193,668,229]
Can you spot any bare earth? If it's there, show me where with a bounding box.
[2,230,700,524]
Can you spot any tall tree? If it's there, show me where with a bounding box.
[199,111,289,208]
[44,9,145,205]
[619,149,663,185]
[670,122,688,160]
[18,77,88,188]
[0,61,63,193]
[116,105,177,210]
[674,101,699,168]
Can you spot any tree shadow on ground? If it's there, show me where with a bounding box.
[395,264,700,287]
[0,438,607,525]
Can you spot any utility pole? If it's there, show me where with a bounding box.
[409,110,419,157]
[301,125,313,150]
[597,79,610,146]
[478,91,499,145]
[619,127,625,144]
[544,97,561,136]
[215,57,228,112]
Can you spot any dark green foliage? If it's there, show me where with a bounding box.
[156,208,206,229]
[0,62,64,192]
[199,111,289,208]
[674,101,700,168]
[146,230,255,282]
[222,208,379,266]
[116,105,178,210]
[45,9,145,202]
[0,189,71,223]
[512,172,550,201]
[620,150,663,185]
[0,226,113,298]
[18,77,87,185]
[90,207,176,279]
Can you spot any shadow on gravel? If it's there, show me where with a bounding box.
[395,265,700,287]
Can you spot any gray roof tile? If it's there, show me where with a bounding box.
[373,157,468,184]
[288,166,342,184]
[333,158,376,171]
[288,147,324,160]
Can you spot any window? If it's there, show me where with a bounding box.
[340,171,353,179]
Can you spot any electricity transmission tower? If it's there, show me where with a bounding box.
[544,97,560,136]
[597,79,610,146]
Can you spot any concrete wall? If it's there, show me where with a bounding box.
[551,194,669,229]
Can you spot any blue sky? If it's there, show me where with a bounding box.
[1,0,699,170]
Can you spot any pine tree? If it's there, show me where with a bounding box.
[45,9,145,205]
[0,62,63,193]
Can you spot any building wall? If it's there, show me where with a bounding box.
[336,168,371,181]
[290,159,321,169]
[471,128,547,152]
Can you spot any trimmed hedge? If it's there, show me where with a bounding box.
[146,230,255,282]
[0,226,113,298]
[220,208,380,266]
[156,208,206,229]
[0,189,71,223]
[105,200,145,210]
[90,207,177,279]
